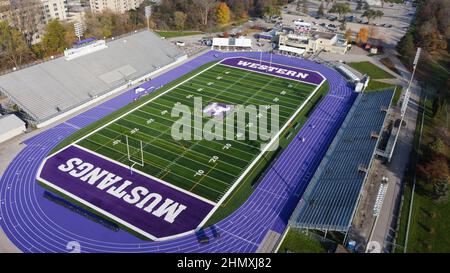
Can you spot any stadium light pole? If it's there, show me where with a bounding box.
[269,51,273,69]
[401,48,421,119]
[259,49,263,66]
[388,47,421,162]
[145,5,152,30]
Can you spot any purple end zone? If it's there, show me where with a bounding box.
[38,145,214,240]
[220,57,324,85]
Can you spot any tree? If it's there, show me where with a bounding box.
[356,0,363,11]
[368,26,378,39]
[419,155,449,184]
[0,21,34,68]
[344,29,353,43]
[356,27,369,44]
[263,5,281,20]
[9,0,44,46]
[194,0,216,26]
[296,0,301,12]
[361,9,384,24]
[317,2,325,17]
[173,11,188,31]
[328,3,352,20]
[433,179,449,199]
[340,21,347,31]
[363,1,370,10]
[397,32,415,59]
[429,138,446,155]
[216,2,231,25]
[302,0,308,15]
[41,20,68,56]
[64,23,77,46]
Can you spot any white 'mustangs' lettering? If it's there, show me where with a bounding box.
[152,199,187,224]
[123,186,149,205]
[69,162,94,178]
[143,193,163,212]
[96,173,123,190]
[56,158,188,224]
[107,180,133,198]
[80,167,109,185]
[58,158,82,172]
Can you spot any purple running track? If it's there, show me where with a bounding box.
[0,51,356,252]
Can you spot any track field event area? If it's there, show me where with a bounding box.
[36,57,325,241]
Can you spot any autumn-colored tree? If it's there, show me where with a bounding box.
[240,11,249,20]
[344,29,353,44]
[356,27,369,44]
[216,2,231,25]
[418,155,449,184]
[368,26,378,39]
[0,21,35,68]
[64,23,77,47]
[41,19,68,56]
[174,11,188,31]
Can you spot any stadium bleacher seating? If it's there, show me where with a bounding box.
[289,89,394,232]
[0,30,185,127]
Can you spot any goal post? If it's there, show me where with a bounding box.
[125,135,144,174]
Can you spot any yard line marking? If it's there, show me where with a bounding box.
[190,163,218,192]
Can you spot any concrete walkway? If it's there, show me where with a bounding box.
[366,55,421,253]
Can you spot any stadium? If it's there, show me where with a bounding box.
[0,30,395,252]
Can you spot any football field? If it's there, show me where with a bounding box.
[72,61,319,203]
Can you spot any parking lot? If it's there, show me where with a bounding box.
[280,0,416,48]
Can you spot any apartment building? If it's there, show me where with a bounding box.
[41,0,68,22]
[90,0,144,14]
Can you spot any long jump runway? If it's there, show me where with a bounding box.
[0,51,356,252]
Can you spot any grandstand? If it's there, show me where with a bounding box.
[289,89,394,233]
[0,30,187,128]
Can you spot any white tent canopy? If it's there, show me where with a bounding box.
[212,38,252,48]
[279,45,306,55]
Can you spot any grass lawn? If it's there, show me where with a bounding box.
[380,57,401,76]
[277,228,330,253]
[348,61,395,79]
[155,31,203,38]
